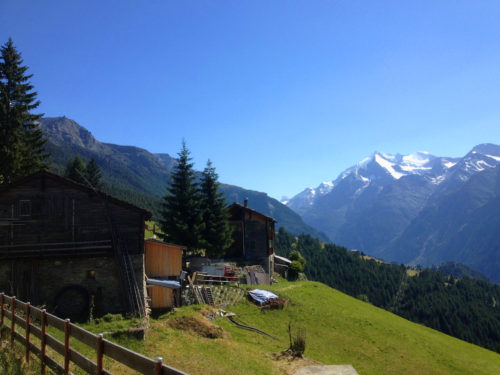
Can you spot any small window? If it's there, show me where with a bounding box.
[19,200,31,216]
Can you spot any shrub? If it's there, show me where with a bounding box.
[288,260,304,280]
[289,250,306,268]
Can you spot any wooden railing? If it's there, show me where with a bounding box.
[0,293,188,375]
[194,273,239,285]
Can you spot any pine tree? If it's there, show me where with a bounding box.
[0,38,49,185]
[160,141,204,250]
[85,158,102,189]
[199,160,233,258]
[64,155,87,185]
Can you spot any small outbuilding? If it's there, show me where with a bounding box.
[227,200,276,281]
[145,239,186,310]
[274,255,292,279]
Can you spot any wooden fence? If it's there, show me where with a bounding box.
[0,293,188,375]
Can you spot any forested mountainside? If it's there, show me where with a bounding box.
[275,228,500,351]
[39,116,328,241]
[286,146,500,283]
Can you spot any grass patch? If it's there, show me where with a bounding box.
[145,220,163,239]
[2,281,499,374]
[88,281,500,375]
[0,340,43,375]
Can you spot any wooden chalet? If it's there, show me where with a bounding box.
[227,200,276,279]
[0,170,151,319]
[144,239,185,310]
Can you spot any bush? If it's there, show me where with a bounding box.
[289,250,306,268]
[288,260,304,280]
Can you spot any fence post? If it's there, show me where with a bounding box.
[25,302,31,363]
[96,333,104,375]
[0,292,4,339]
[41,309,47,375]
[154,357,163,375]
[64,318,71,375]
[10,296,16,347]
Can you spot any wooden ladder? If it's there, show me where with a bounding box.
[75,169,145,317]
[113,234,145,316]
[105,199,145,317]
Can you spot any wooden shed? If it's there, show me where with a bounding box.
[145,239,185,309]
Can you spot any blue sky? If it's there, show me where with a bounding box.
[2,1,500,199]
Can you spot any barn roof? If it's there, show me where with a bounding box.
[0,170,152,219]
[228,202,277,222]
[145,238,187,249]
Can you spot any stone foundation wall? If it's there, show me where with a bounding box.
[0,254,146,319]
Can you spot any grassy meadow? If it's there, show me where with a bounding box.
[2,280,499,374]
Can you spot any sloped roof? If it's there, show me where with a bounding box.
[145,238,187,249]
[228,202,277,222]
[0,170,152,219]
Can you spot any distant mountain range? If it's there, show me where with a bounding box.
[285,145,500,283]
[39,116,328,241]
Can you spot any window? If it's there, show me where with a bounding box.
[19,200,31,216]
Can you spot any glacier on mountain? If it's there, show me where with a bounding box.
[285,143,500,284]
[374,153,405,179]
[287,144,500,215]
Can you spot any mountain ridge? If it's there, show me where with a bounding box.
[39,116,328,241]
[286,145,500,283]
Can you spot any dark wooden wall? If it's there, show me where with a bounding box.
[0,172,148,317]
[227,205,275,260]
[0,173,145,255]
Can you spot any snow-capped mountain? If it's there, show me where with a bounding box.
[286,144,500,283]
[286,150,460,216]
[284,182,334,215]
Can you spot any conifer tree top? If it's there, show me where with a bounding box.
[0,38,48,185]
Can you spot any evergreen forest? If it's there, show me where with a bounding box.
[275,227,500,352]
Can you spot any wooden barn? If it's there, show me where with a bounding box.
[0,170,151,319]
[227,199,276,278]
[144,239,185,310]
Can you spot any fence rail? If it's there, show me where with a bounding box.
[0,293,188,375]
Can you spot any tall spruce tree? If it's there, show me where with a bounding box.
[160,141,204,250]
[0,38,49,184]
[65,156,103,189]
[85,158,102,189]
[200,160,233,258]
[64,155,87,185]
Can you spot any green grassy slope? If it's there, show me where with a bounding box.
[230,281,500,375]
[75,281,500,375]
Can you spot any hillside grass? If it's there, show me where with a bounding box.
[99,281,500,374]
[4,281,500,374]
